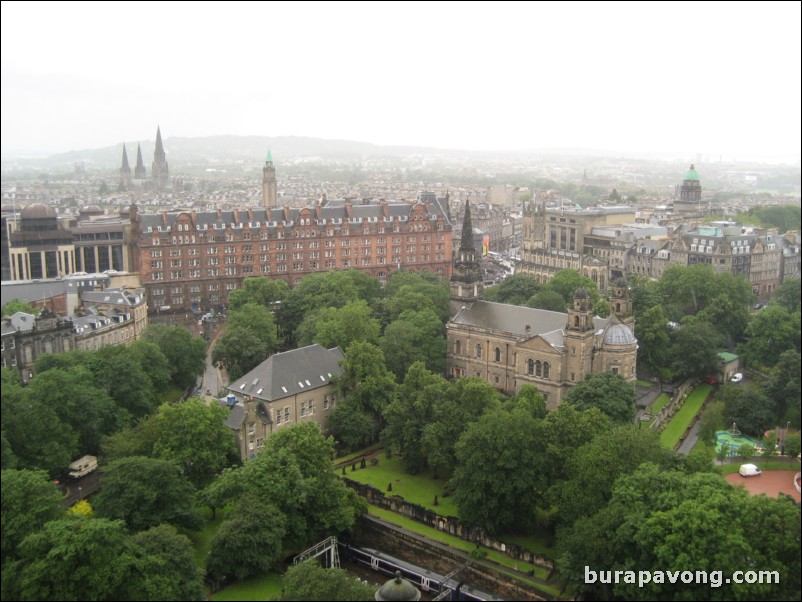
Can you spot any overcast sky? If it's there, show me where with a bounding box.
[2,1,800,163]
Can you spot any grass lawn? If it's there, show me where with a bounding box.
[636,380,654,388]
[367,507,561,595]
[649,393,671,415]
[660,384,712,449]
[210,573,283,601]
[335,443,383,466]
[182,506,232,569]
[342,455,458,517]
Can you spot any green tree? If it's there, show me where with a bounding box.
[526,289,568,312]
[539,405,610,487]
[207,492,286,583]
[563,372,636,424]
[100,413,162,461]
[26,367,125,455]
[450,408,543,533]
[334,341,397,418]
[153,398,238,488]
[482,274,540,305]
[1,469,64,565]
[558,464,801,601]
[1,381,78,474]
[2,518,148,601]
[326,401,377,450]
[382,278,450,324]
[132,524,205,601]
[143,325,207,389]
[697,400,726,445]
[227,276,288,311]
[212,303,279,380]
[94,456,200,532]
[775,277,801,313]
[724,388,778,437]
[310,300,381,351]
[784,432,801,459]
[382,309,446,378]
[1,300,40,317]
[422,376,500,478]
[553,426,671,526]
[635,305,669,375]
[740,304,801,369]
[281,559,376,601]
[764,350,801,428]
[381,362,449,474]
[668,321,724,381]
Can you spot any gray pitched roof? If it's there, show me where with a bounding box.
[226,344,344,402]
[451,301,608,348]
[81,288,144,306]
[224,403,245,429]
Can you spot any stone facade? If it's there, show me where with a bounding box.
[223,344,343,460]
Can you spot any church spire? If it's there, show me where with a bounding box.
[134,143,146,179]
[120,144,131,189]
[459,199,476,253]
[152,126,169,189]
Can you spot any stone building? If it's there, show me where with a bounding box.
[447,204,637,408]
[223,344,343,460]
[131,198,453,313]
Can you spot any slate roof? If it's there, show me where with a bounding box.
[81,288,144,307]
[226,344,344,402]
[451,301,609,350]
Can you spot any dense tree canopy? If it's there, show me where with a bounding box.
[558,464,801,601]
[94,456,200,532]
[212,302,279,380]
[143,325,206,389]
[281,559,376,601]
[563,372,636,424]
[132,525,205,601]
[227,276,288,311]
[382,308,446,378]
[1,469,64,565]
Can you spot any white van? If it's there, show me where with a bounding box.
[68,455,98,479]
[738,463,761,477]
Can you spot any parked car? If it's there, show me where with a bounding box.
[703,376,717,385]
[731,373,744,383]
[739,463,762,477]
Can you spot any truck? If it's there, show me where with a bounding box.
[68,455,98,479]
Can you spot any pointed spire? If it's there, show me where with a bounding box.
[460,200,476,252]
[121,144,130,170]
[266,149,273,163]
[155,126,165,156]
[134,143,146,179]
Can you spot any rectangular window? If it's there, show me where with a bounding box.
[308,399,314,415]
[275,409,282,424]
[284,407,290,422]
[300,401,306,417]
[323,395,329,410]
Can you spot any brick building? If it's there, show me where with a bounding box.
[131,198,453,313]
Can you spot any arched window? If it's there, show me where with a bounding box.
[527,359,535,375]
[616,303,621,313]
[475,344,482,359]
[535,360,542,377]
[494,347,501,363]
[574,316,580,327]
[455,339,461,355]
[543,362,550,379]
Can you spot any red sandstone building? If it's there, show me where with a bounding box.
[131,199,453,313]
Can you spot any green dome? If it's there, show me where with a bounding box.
[683,164,700,181]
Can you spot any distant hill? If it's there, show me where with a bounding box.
[1,135,468,172]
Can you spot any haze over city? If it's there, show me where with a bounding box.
[2,1,800,164]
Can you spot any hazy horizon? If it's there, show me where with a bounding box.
[2,2,800,164]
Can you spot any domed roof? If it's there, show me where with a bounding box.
[683,164,700,182]
[615,276,629,288]
[80,204,103,214]
[375,571,421,601]
[603,322,636,346]
[21,202,56,219]
[574,286,590,299]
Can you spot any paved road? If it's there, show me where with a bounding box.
[201,326,227,400]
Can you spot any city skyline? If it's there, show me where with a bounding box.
[2,1,800,164]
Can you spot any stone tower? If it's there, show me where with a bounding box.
[564,287,596,384]
[262,150,277,208]
[609,276,634,327]
[678,164,701,202]
[134,143,147,180]
[450,200,483,315]
[152,126,169,189]
[119,144,131,189]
